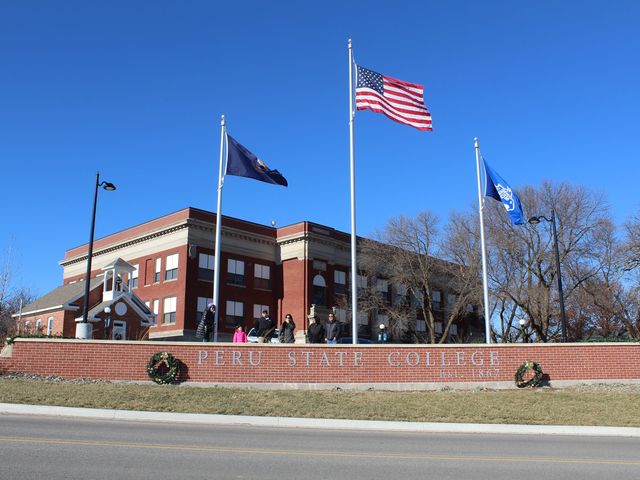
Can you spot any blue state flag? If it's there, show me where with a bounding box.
[482,158,524,225]
[226,134,288,187]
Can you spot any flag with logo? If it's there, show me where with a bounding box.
[226,134,288,187]
[482,158,524,225]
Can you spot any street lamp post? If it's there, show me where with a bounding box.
[519,318,528,343]
[528,209,568,342]
[104,306,112,340]
[77,172,116,339]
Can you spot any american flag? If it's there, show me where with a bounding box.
[355,64,432,131]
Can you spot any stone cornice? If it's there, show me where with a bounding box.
[60,223,189,267]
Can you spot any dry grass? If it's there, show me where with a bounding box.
[1,376,639,427]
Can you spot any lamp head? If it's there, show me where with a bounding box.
[101,182,116,191]
[528,216,541,225]
[104,306,111,314]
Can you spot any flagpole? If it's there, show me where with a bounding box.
[212,114,226,342]
[474,137,492,343]
[348,39,358,344]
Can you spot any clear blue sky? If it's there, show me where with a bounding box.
[2,1,639,296]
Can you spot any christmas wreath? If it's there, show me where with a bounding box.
[147,351,181,384]
[514,360,544,388]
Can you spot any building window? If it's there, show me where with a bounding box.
[227,259,245,286]
[357,312,368,325]
[357,274,368,291]
[198,253,215,281]
[24,321,31,334]
[449,324,458,336]
[163,297,177,324]
[226,300,244,327]
[334,270,347,296]
[335,308,347,323]
[35,319,42,334]
[431,290,442,310]
[253,304,270,323]
[47,317,54,336]
[446,293,457,309]
[376,279,391,303]
[313,260,327,271]
[312,274,326,306]
[152,299,159,315]
[254,264,271,290]
[130,264,139,289]
[435,321,443,334]
[394,284,408,306]
[197,296,214,324]
[416,320,427,332]
[154,258,161,283]
[165,253,179,281]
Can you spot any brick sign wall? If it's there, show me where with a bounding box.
[1,339,639,388]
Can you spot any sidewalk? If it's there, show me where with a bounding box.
[2,403,640,437]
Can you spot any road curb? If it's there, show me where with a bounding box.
[2,403,640,437]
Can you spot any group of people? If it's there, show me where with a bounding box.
[195,304,298,344]
[306,312,340,344]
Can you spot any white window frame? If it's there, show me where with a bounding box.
[228,259,244,275]
[254,264,270,280]
[46,317,54,336]
[357,275,368,289]
[154,258,161,283]
[335,308,347,323]
[130,264,139,289]
[163,296,177,324]
[416,319,427,332]
[253,304,269,320]
[165,253,179,280]
[199,253,215,270]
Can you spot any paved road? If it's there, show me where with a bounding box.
[1,414,639,479]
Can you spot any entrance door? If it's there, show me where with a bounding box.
[112,321,126,340]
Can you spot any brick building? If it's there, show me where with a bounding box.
[16,207,483,342]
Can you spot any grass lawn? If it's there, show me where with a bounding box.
[1,376,639,427]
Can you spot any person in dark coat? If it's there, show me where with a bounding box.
[306,316,325,344]
[325,312,340,344]
[254,310,275,343]
[196,303,216,342]
[279,314,296,343]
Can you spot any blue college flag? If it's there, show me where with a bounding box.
[482,158,524,225]
[226,134,288,187]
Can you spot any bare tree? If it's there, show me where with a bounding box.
[0,248,36,342]
[483,181,615,341]
[358,211,482,344]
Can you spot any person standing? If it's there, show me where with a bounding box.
[233,325,248,343]
[196,303,216,342]
[279,314,296,343]
[254,310,274,343]
[306,316,325,343]
[325,312,340,344]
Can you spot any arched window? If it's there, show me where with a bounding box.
[312,274,327,306]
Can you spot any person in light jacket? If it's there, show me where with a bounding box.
[279,314,296,343]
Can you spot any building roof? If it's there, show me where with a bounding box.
[16,277,103,316]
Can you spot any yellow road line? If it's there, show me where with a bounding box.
[0,435,638,466]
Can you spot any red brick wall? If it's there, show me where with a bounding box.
[2,340,639,386]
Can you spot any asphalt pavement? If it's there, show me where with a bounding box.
[1,403,639,437]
